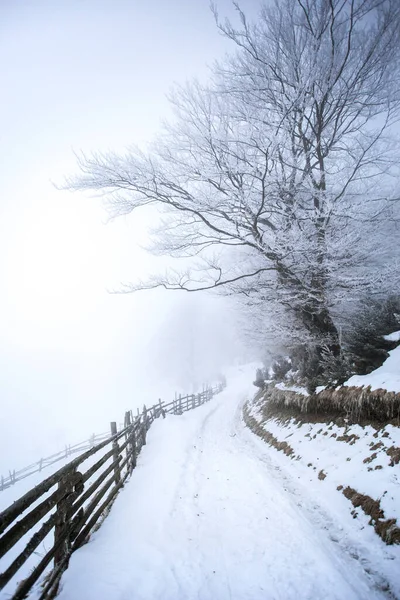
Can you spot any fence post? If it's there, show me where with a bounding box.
[124,411,136,473]
[159,399,165,419]
[198,393,201,407]
[130,428,137,471]
[110,422,121,485]
[142,405,148,446]
[124,411,132,474]
[192,394,195,409]
[54,476,69,567]
[179,393,182,414]
[54,470,77,567]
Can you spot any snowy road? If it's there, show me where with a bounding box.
[58,369,387,600]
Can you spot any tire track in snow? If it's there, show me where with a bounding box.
[57,372,389,600]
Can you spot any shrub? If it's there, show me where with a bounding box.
[270,356,292,381]
[253,368,265,389]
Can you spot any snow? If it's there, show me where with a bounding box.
[315,385,326,394]
[57,367,389,600]
[275,382,309,396]
[344,345,400,393]
[260,416,400,529]
[383,330,400,342]
[247,400,400,597]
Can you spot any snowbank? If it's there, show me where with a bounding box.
[344,343,400,393]
[246,396,400,596]
[275,382,309,396]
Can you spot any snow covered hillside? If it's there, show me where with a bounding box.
[344,336,400,393]
[245,348,400,598]
[56,366,397,600]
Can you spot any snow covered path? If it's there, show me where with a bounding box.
[57,369,386,600]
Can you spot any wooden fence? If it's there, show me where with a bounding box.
[1,432,112,492]
[0,383,224,600]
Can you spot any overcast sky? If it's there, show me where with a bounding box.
[0,0,260,472]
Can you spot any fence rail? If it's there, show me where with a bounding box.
[0,383,224,600]
[1,432,112,492]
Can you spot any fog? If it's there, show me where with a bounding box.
[0,0,255,473]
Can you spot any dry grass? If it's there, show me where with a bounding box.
[363,453,377,464]
[243,405,295,458]
[386,446,400,466]
[260,384,400,426]
[342,486,400,545]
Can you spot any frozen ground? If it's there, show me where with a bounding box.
[57,366,392,600]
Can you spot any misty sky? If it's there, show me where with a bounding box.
[0,0,259,472]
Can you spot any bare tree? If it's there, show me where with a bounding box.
[66,0,400,359]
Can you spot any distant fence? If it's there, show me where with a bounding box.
[1,432,111,492]
[0,383,225,600]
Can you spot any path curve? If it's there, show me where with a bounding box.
[58,369,386,600]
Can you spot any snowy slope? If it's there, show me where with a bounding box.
[57,367,390,600]
[344,337,400,392]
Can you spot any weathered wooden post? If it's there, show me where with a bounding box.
[124,411,132,474]
[124,411,136,473]
[54,477,69,567]
[179,393,182,414]
[142,405,148,446]
[130,428,137,472]
[54,471,76,567]
[159,399,165,418]
[198,393,201,407]
[192,394,195,409]
[110,422,121,485]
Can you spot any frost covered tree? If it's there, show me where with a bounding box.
[67,0,400,368]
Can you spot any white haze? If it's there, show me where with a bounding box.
[0,0,257,473]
